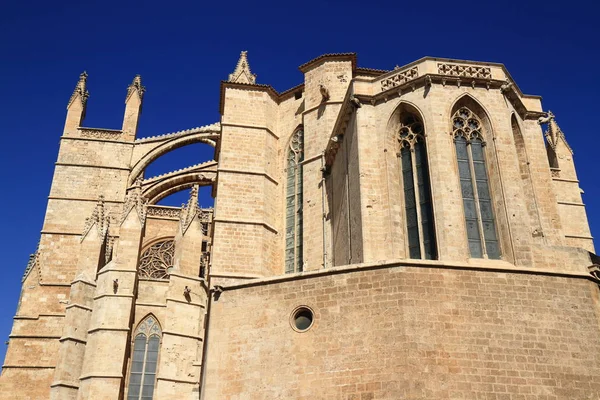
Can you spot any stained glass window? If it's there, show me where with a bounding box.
[452,107,500,259]
[397,113,437,260]
[285,129,304,273]
[127,316,161,400]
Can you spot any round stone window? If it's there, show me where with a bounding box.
[290,306,314,332]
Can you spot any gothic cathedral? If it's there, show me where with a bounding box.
[1,52,599,399]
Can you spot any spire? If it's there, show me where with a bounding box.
[125,74,146,103]
[539,111,573,154]
[67,71,90,110]
[180,185,200,234]
[228,51,256,84]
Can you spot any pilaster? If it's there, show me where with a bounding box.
[155,189,207,398]
[76,192,146,400]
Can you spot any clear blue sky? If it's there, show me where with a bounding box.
[0,0,598,364]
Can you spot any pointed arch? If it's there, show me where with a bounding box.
[385,101,437,260]
[127,314,162,400]
[450,96,501,259]
[285,126,304,273]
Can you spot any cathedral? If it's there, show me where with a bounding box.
[1,52,599,399]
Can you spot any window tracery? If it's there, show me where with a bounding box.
[285,129,304,273]
[397,113,437,260]
[127,315,161,400]
[138,240,174,279]
[451,107,500,259]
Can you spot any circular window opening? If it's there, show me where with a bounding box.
[291,306,314,332]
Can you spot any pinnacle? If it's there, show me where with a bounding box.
[126,74,146,103]
[228,50,257,84]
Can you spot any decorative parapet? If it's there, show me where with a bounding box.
[380,67,419,91]
[78,127,124,140]
[147,205,181,219]
[437,63,492,79]
[135,122,221,144]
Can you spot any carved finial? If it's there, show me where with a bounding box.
[81,195,110,242]
[180,185,200,234]
[125,74,146,103]
[120,179,148,226]
[228,51,257,84]
[67,71,90,110]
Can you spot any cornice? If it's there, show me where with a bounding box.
[298,53,357,73]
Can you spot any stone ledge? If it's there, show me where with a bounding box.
[162,330,203,340]
[218,258,595,291]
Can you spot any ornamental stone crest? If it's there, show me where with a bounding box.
[67,71,90,110]
[228,51,256,84]
[81,195,110,242]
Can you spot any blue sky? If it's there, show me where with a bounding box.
[0,0,598,364]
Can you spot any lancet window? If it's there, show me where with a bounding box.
[452,107,500,259]
[127,315,161,400]
[397,113,437,260]
[285,129,304,273]
[138,239,175,279]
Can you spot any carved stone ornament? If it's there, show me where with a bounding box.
[397,113,425,151]
[81,195,110,242]
[179,186,212,234]
[22,244,40,283]
[380,67,418,91]
[121,177,148,226]
[79,128,123,140]
[67,71,90,110]
[125,74,146,103]
[228,51,257,84]
[146,205,181,219]
[437,63,491,79]
[538,111,573,154]
[136,315,162,337]
[451,107,485,143]
[138,239,175,280]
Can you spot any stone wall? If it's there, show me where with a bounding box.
[203,263,600,399]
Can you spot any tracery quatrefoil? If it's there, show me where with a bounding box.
[138,239,175,279]
[451,107,484,143]
[397,113,425,150]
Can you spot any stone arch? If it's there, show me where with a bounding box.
[141,162,217,205]
[130,132,218,186]
[449,93,495,142]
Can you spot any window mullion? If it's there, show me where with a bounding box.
[410,149,425,259]
[138,336,149,400]
[294,155,300,272]
[467,143,488,258]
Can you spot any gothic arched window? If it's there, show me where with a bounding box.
[285,129,304,273]
[398,113,437,259]
[138,239,175,279]
[127,315,161,400]
[452,107,500,259]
